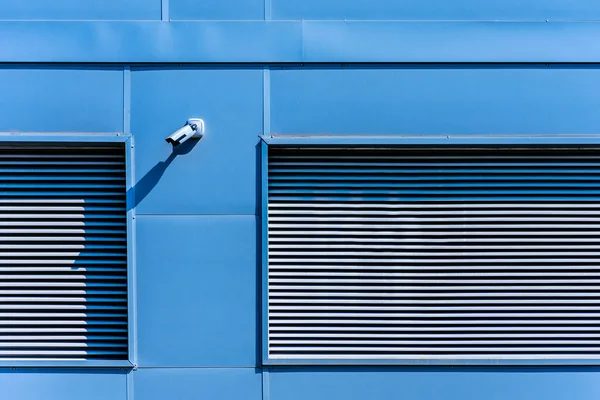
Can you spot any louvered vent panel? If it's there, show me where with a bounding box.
[267,146,600,360]
[0,144,127,360]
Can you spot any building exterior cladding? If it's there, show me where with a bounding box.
[2,0,600,399]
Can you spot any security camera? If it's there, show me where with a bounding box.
[166,118,205,146]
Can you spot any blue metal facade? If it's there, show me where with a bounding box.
[2,0,600,398]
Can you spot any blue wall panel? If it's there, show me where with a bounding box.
[0,0,160,20]
[270,66,600,135]
[135,368,261,400]
[131,67,262,215]
[0,370,126,400]
[272,0,600,21]
[170,0,264,20]
[268,367,600,400]
[136,215,258,367]
[0,67,123,133]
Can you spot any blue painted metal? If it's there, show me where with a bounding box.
[262,368,270,400]
[0,370,127,399]
[170,0,264,20]
[135,368,262,400]
[136,216,257,367]
[265,358,600,366]
[131,67,262,215]
[161,0,169,21]
[2,22,600,62]
[300,21,600,63]
[0,133,131,142]
[262,134,600,146]
[270,66,600,135]
[0,67,123,133]
[0,22,302,63]
[272,0,600,20]
[0,0,160,20]
[268,367,600,400]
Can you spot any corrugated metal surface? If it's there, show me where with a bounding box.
[267,146,600,360]
[0,144,127,360]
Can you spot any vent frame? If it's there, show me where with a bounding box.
[0,133,134,368]
[261,134,600,366]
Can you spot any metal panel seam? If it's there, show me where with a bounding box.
[161,0,169,21]
[263,68,271,137]
[123,66,131,137]
[127,369,134,400]
[262,367,270,400]
[264,0,271,20]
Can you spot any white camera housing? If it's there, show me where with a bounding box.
[166,118,205,146]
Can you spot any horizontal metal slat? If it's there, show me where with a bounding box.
[0,282,126,287]
[0,236,125,242]
[269,217,600,222]
[0,214,123,220]
[270,305,600,311]
[268,230,600,236]
[270,312,600,318]
[269,285,600,291]
[269,272,600,278]
[269,290,600,297]
[0,267,126,273]
[0,320,126,326]
[268,326,600,332]
[269,238,600,244]
[268,346,600,352]
[0,176,124,182]
[270,333,600,339]
[269,196,600,202]
[270,340,600,345]
[268,258,600,264]
[0,328,127,333]
[0,335,125,341]
[269,223,600,230]
[269,174,600,180]
[268,319,600,325]
[0,274,126,280]
[269,244,600,250]
[269,182,600,188]
[268,162,600,167]
[0,350,125,356]
[0,199,123,204]
[269,202,600,209]
[269,189,600,195]
[270,355,600,359]
[269,209,600,216]
[269,298,600,305]
[0,305,126,310]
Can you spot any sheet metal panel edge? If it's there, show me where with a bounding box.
[1,21,600,62]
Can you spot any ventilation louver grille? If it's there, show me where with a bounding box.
[0,144,127,360]
[267,146,600,361]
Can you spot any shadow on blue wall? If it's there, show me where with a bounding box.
[128,140,199,210]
